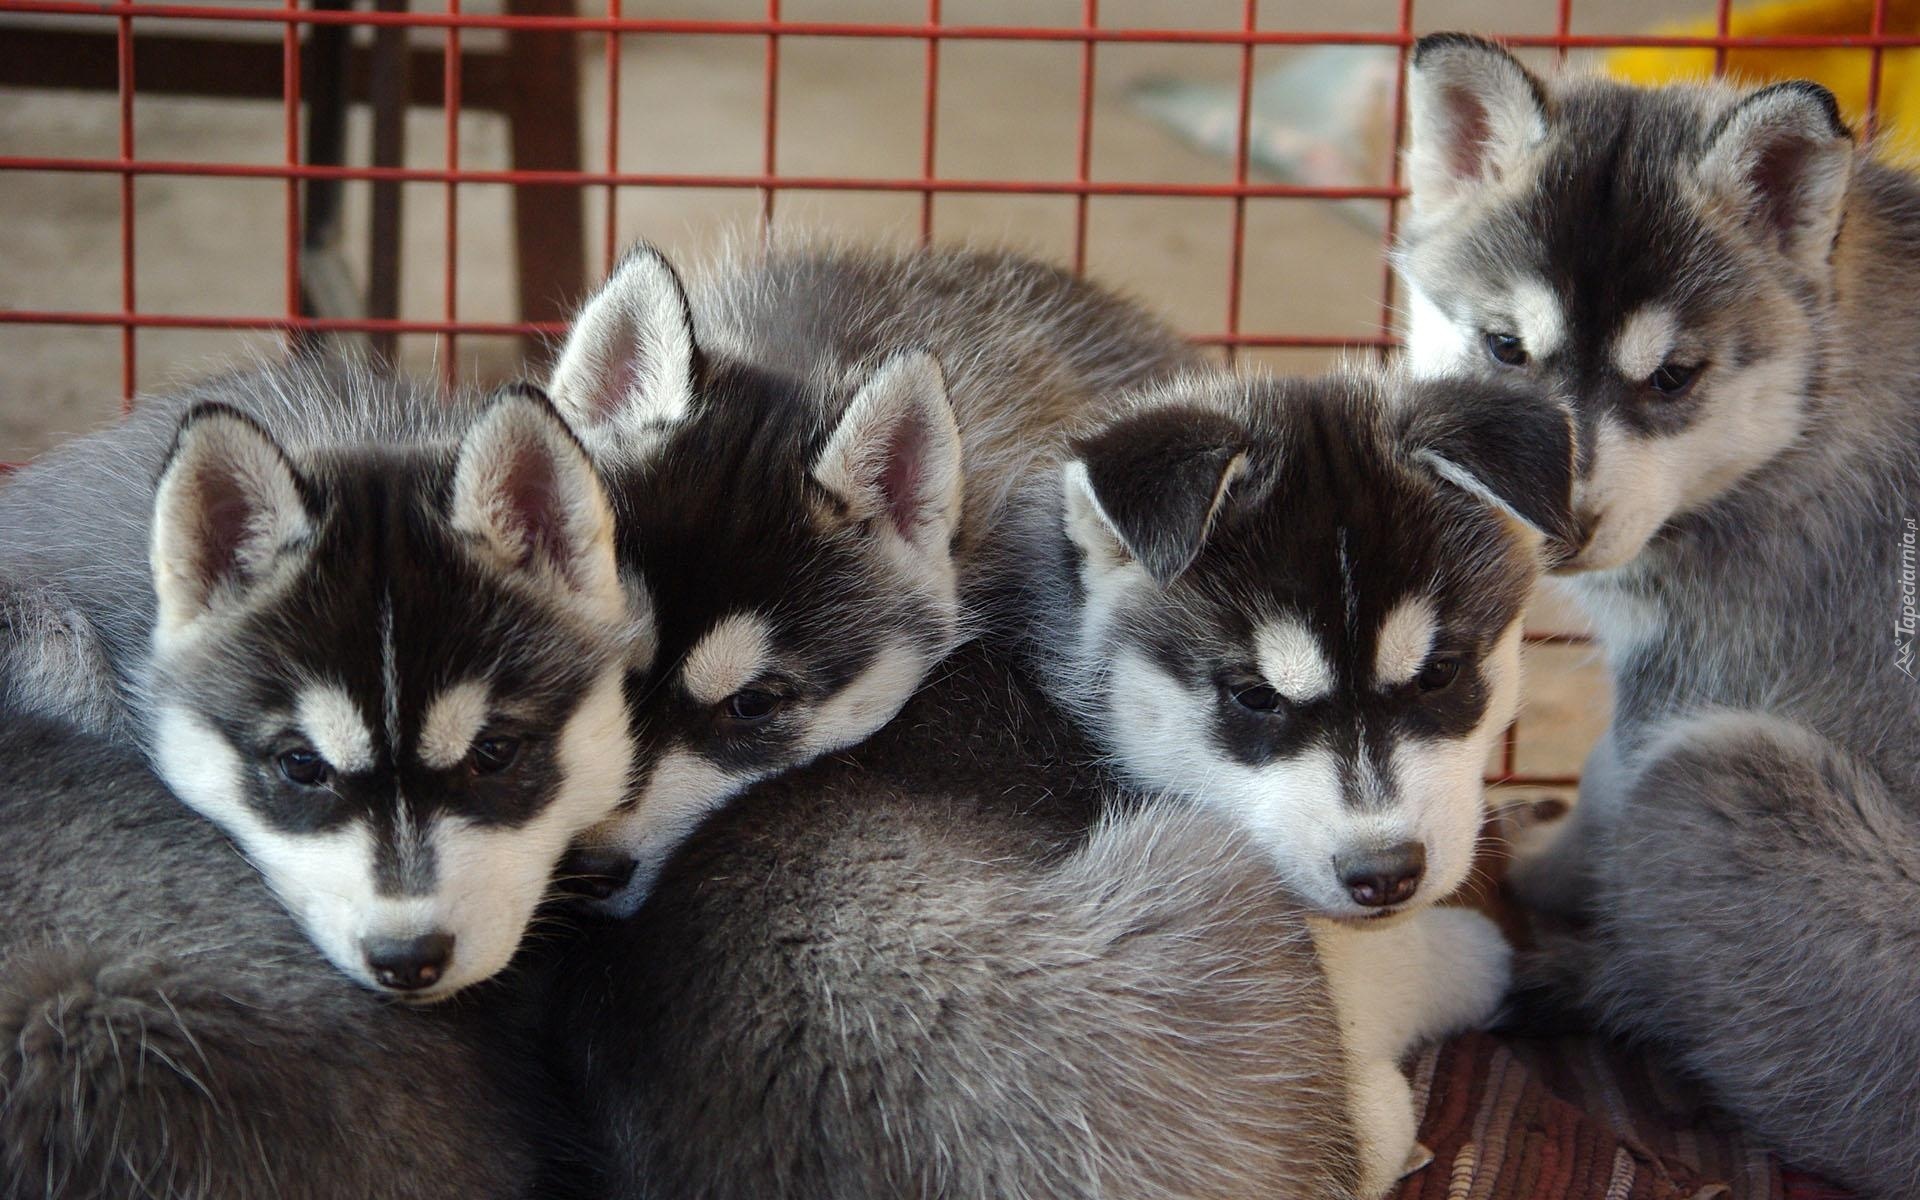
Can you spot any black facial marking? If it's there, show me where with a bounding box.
[1408,78,1812,450]
[1332,725,1402,812]
[162,446,608,840]
[1095,376,1533,781]
[370,797,439,897]
[607,358,946,786]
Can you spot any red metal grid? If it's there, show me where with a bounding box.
[115,6,135,410]
[5,6,1908,356]
[443,0,462,385]
[0,1,1900,791]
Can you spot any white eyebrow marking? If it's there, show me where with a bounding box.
[1509,277,1565,359]
[679,612,775,706]
[1256,618,1336,704]
[295,683,375,773]
[1373,596,1439,687]
[420,679,492,770]
[1610,305,1679,380]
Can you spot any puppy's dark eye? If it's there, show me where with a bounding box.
[469,735,522,774]
[722,689,784,723]
[1229,683,1283,713]
[1484,332,1529,367]
[1415,658,1461,692]
[1646,362,1701,398]
[278,747,331,787]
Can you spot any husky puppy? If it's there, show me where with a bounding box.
[0,707,554,1199]
[0,362,640,999]
[1398,34,1920,1197]
[549,642,1512,1200]
[543,243,1198,908]
[992,366,1577,919]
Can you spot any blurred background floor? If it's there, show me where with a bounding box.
[0,0,1699,454]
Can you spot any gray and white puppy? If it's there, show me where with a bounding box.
[993,365,1578,920]
[543,242,1199,909]
[1398,33,1920,1198]
[0,363,639,999]
[0,708,552,1200]
[550,642,1508,1200]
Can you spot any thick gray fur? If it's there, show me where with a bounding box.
[1570,244,1920,1198]
[548,642,1363,1200]
[0,709,547,1200]
[0,359,486,740]
[1399,40,1920,1197]
[684,238,1206,564]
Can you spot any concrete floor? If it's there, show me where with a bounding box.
[0,0,1673,784]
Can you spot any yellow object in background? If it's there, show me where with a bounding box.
[1606,0,1920,159]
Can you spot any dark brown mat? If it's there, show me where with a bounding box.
[1393,1033,1855,1200]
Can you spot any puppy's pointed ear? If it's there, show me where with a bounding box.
[1065,410,1249,586]
[811,350,962,557]
[1697,81,1853,273]
[547,243,698,456]
[1404,380,1578,551]
[151,404,316,640]
[450,387,625,623]
[1405,33,1548,221]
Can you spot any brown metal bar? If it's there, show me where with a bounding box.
[0,26,514,111]
[502,0,587,352]
[367,0,412,363]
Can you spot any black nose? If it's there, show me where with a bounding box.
[363,932,455,991]
[1335,842,1426,909]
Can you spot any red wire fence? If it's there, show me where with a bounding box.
[0,0,1901,790]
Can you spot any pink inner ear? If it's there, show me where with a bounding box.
[193,467,253,593]
[1749,133,1814,240]
[590,336,641,428]
[877,407,930,540]
[500,443,572,584]
[1441,83,1492,181]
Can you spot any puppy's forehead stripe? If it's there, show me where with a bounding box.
[1256,618,1335,704]
[295,683,374,773]
[679,611,775,705]
[380,590,400,748]
[1373,596,1438,688]
[1610,305,1678,380]
[420,679,492,770]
